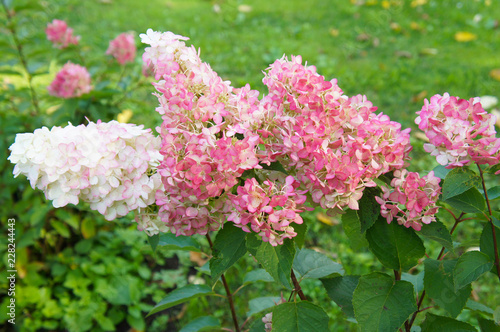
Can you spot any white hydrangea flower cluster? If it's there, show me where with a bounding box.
[8,120,163,220]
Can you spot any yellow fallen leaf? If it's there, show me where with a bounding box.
[411,0,427,7]
[390,22,401,32]
[317,212,339,226]
[382,0,390,9]
[237,4,252,13]
[454,31,477,42]
[410,22,422,30]
[329,28,339,37]
[117,109,133,123]
[490,69,500,81]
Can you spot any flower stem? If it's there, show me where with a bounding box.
[290,269,307,300]
[1,0,40,115]
[477,164,500,281]
[206,233,241,332]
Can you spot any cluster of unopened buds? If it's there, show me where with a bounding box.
[376,170,442,231]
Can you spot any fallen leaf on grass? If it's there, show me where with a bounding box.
[490,69,500,81]
[412,90,427,103]
[237,4,252,13]
[419,48,438,56]
[329,28,339,37]
[454,31,477,42]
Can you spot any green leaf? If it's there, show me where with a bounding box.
[421,313,477,332]
[126,314,145,331]
[366,218,425,271]
[419,220,454,254]
[480,223,500,274]
[293,248,344,280]
[210,223,247,283]
[424,259,471,317]
[402,271,425,293]
[147,285,214,317]
[293,222,308,248]
[246,233,295,290]
[243,269,274,284]
[246,296,282,317]
[352,273,416,332]
[321,275,360,318]
[478,318,500,332]
[495,306,500,325]
[358,187,381,233]
[487,186,500,200]
[158,233,201,252]
[341,209,368,250]
[179,316,221,332]
[453,251,493,291]
[260,161,288,175]
[466,299,495,315]
[81,218,96,239]
[444,187,486,214]
[272,301,329,332]
[52,220,70,238]
[96,314,115,331]
[433,165,452,179]
[148,234,159,252]
[442,167,481,200]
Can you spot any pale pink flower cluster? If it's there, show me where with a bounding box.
[375,170,441,231]
[48,62,92,98]
[140,29,262,236]
[415,93,500,168]
[228,176,307,246]
[260,56,413,211]
[8,121,162,221]
[45,19,80,49]
[106,33,137,65]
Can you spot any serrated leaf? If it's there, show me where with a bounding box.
[147,285,214,317]
[445,187,486,214]
[402,271,425,293]
[480,223,500,274]
[341,209,368,250]
[272,301,329,332]
[366,218,425,271]
[246,233,295,290]
[424,259,471,318]
[321,275,360,318]
[466,299,495,315]
[243,269,274,284]
[419,220,454,254]
[179,316,221,332]
[442,167,481,200]
[293,248,344,280]
[293,222,308,248]
[421,313,477,332]
[358,187,381,233]
[210,223,247,283]
[158,233,201,252]
[246,296,282,317]
[352,273,416,332]
[453,251,493,291]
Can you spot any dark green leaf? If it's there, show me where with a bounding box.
[321,275,360,318]
[419,220,454,254]
[402,271,425,293]
[243,269,274,284]
[478,318,500,332]
[487,186,500,200]
[444,187,486,214]
[341,209,368,250]
[293,222,308,249]
[158,233,201,252]
[433,165,452,180]
[148,234,159,252]
[480,223,500,274]
[366,218,425,270]
[466,299,495,315]
[179,316,221,332]
[272,301,329,332]
[424,259,471,318]
[147,285,214,317]
[352,273,416,332]
[246,233,295,290]
[358,187,381,233]
[421,313,477,332]
[260,161,288,175]
[246,296,282,317]
[293,248,344,280]
[453,251,493,291]
[210,223,247,283]
[442,167,481,200]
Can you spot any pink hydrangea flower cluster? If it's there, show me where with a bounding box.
[8,121,162,221]
[228,176,307,246]
[48,62,92,98]
[106,32,137,65]
[140,29,262,236]
[375,170,441,231]
[415,93,500,168]
[260,56,413,211]
[45,19,80,49]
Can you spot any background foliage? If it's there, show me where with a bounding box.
[1,0,499,331]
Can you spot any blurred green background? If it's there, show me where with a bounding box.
[1,0,499,331]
